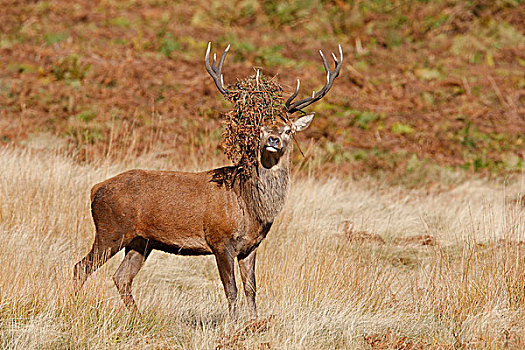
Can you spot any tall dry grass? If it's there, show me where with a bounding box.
[0,147,524,349]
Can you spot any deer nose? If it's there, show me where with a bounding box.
[268,136,280,148]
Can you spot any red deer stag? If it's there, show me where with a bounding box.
[74,42,343,318]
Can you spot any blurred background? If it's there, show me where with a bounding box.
[0,0,523,183]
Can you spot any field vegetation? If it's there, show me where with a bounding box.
[1,0,525,348]
[1,148,524,348]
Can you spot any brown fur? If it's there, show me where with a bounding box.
[73,123,302,318]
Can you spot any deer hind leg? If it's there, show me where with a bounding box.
[215,249,238,319]
[73,243,120,291]
[238,249,257,319]
[113,238,151,312]
[74,224,133,291]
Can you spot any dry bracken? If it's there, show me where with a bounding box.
[221,73,289,178]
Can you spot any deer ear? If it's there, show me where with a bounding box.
[292,113,315,132]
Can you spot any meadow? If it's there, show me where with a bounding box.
[0,147,523,348]
[1,0,524,348]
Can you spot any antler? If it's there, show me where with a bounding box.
[205,42,230,96]
[285,45,343,114]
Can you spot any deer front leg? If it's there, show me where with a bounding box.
[113,247,150,313]
[238,249,257,319]
[214,250,238,319]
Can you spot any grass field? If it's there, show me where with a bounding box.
[0,147,523,349]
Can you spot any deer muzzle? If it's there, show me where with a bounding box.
[266,136,281,152]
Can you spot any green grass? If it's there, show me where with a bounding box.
[72,110,97,122]
[44,32,68,45]
[392,122,415,135]
[51,55,91,81]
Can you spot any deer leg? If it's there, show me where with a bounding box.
[215,250,238,319]
[73,244,120,291]
[113,246,150,313]
[238,249,257,319]
[74,217,132,291]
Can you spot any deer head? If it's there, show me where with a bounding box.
[205,42,343,171]
[259,114,315,168]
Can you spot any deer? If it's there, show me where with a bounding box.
[73,42,343,319]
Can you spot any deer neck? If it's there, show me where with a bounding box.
[239,147,292,224]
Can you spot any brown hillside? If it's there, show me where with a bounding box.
[0,0,524,179]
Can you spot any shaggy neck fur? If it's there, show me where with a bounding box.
[240,146,292,224]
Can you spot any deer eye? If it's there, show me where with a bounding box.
[284,129,292,135]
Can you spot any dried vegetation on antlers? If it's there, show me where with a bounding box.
[221,73,289,178]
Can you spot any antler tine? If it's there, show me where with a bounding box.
[285,79,300,110]
[286,45,343,114]
[217,44,230,73]
[205,42,230,96]
[319,50,330,73]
